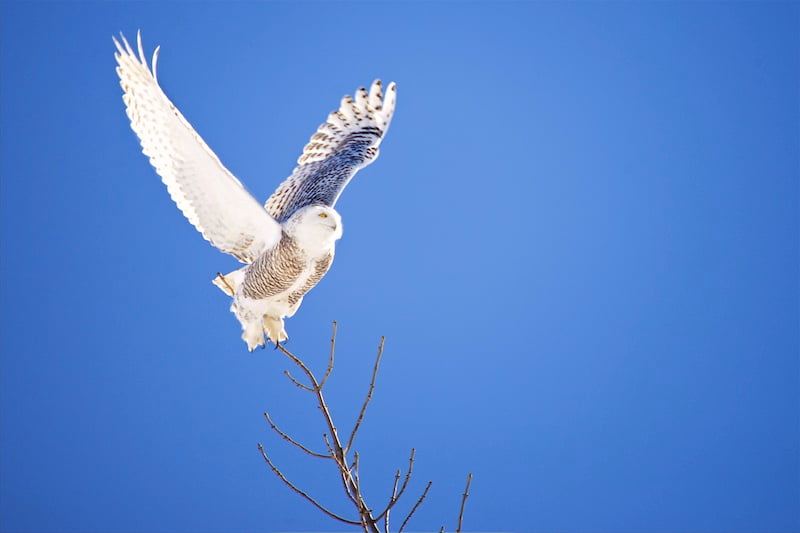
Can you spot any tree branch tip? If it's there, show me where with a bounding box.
[456,473,472,533]
[398,480,433,533]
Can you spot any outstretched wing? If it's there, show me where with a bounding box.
[265,80,397,222]
[114,32,280,264]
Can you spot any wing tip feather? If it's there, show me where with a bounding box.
[292,79,397,167]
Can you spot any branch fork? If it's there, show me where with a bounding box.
[258,322,471,532]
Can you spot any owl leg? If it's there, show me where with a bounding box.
[263,315,288,346]
[241,321,266,352]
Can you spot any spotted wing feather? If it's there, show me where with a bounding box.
[114,32,281,263]
[265,80,397,222]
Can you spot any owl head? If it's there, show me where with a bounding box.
[285,205,343,251]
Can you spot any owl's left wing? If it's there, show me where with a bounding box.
[265,79,396,222]
[114,32,281,264]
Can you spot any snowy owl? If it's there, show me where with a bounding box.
[113,32,396,350]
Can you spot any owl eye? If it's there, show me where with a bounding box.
[318,212,328,218]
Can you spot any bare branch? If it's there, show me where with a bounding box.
[353,452,361,487]
[375,447,416,521]
[346,336,385,453]
[323,433,359,506]
[279,343,363,512]
[215,272,235,295]
[263,412,329,459]
[322,433,335,456]
[322,434,347,472]
[456,473,472,533]
[398,481,433,533]
[278,344,321,388]
[270,335,388,533]
[396,448,416,505]
[438,527,445,533]
[283,369,314,391]
[257,443,361,526]
[280,340,366,522]
[383,469,401,533]
[322,434,348,475]
[278,343,362,511]
[319,321,337,389]
[352,452,369,531]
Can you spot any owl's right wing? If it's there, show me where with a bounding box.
[114,32,280,264]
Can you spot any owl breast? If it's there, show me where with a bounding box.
[240,233,334,311]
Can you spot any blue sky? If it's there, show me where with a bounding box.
[1,1,798,532]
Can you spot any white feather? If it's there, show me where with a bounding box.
[114,32,280,264]
[294,79,396,167]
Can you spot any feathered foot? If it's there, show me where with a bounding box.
[242,322,266,352]
[263,315,288,347]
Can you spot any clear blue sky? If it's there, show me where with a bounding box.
[1,2,798,532]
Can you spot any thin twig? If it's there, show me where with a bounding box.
[323,432,358,506]
[257,443,361,526]
[346,336,385,453]
[352,452,369,531]
[322,433,348,474]
[276,339,381,533]
[456,473,472,533]
[263,412,329,459]
[352,451,367,513]
[319,321,337,389]
[383,469,401,533]
[283,369,314,391]
[322,433,335,456]
[375,448,416,521]
[215,272,235,295]
[322,434,349,476]
[398,481,433,533]
[278,344,319,388]
[280,345,360,503]
[353,452,361,488]
[395,449,416,506]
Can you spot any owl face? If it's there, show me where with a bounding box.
[286,205,342,251]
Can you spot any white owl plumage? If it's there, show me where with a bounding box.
[114,32,396,350]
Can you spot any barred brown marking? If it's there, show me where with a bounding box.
[287,254,334,306]
[264,79,396,222]
[242,234,305,299]
[240,232,334,305]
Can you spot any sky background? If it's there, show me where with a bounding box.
[1,1,798,532]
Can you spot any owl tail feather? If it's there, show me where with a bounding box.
[212,268,247,297]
